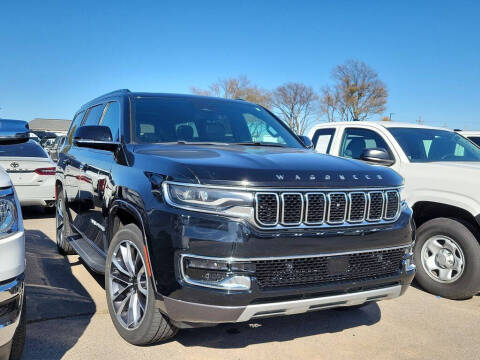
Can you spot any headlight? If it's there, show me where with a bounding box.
[399,186,407,203]
[0,192,18,234]
[163,183,253,217]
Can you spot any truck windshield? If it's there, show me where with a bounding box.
[388,127,480,162]
[132,97,303,148]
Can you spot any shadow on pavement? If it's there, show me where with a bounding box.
[22,229,96,359]
[21,206,56,220]
[176,303,381,349]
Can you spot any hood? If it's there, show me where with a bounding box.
[132,144,403,188]
[0,166,12,188]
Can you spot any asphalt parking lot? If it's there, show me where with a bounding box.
[20,207,480,360]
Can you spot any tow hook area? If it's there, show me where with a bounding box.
[45,200,55,208]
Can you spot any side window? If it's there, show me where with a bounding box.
[312,128,336,153]
[340,128,392,160]
[100,102,120,141]
[67,111,85,145]
[83,104,105,126]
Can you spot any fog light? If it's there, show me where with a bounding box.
[181,256,253,290]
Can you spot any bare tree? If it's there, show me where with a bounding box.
[271,82,319,134]
[191,75,271,108]
[320,60,388,122]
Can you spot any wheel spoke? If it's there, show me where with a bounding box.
[426,240,442,255]
[112,256,131,277]
[127,292,140,328]
[425,255,439,271]
[116,291,132,317]
[112,283,131,301]
[438,268,453,281]
[123,243,136,276]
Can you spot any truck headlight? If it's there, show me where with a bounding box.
[0,193,18,234]
[163,183,253,217]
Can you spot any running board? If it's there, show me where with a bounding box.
[67,235,106,274]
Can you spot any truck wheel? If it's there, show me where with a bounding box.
[414,217,480,300]
[105,223,178,345]
[56,190,75,255]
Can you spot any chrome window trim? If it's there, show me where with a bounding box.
[180,244,410,262]
[327,192,348,224]
[384,190,400,220]
[255,192,279,226]
[304,192,326,225]
[280,192,304,226]
[367,191,385,221]
[348,192,367,223]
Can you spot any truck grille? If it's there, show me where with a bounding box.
[253,247,405,289]
[255,189,400,227]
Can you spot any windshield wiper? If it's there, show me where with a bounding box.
[173,141,231,146]
[233,142,287,147]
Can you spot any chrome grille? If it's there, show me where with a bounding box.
[255,189,400,228]
[385,191,400,219]
[281,193,303,225]
[367,192,384,221]
[327,193,347,223]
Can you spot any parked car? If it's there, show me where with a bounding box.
[0,139,56,208]
[49,135,66,162]
[0,120,27,360]
[458,131,480,147]
[56,90,415,345]
[308,121,480,299]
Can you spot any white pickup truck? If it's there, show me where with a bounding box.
[308,121,480,300]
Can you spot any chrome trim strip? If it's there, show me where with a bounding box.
[180,244,410,262]
[327,192,347,224]
[304,192,326,225]
[384,190,400,220]
[237,285,402,322]
[255,192,279,226]
[164,180,403,193]
[280,192,304,226]
[348,192,367,223]
[367,191,385,221]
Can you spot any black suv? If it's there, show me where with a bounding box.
[56,89,415,345]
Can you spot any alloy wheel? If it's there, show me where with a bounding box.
[109,240,148,330]
[421,235,465,283]
[56,197,64,247]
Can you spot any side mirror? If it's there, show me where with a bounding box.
[0,119,30,144]
[74,125,118,151]
[298,135,313,149]
[360,148,394,166]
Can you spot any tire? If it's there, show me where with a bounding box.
[414,217,480,300]
[105,223,178,345]
[9,294,26,360]
[56,189,75,255]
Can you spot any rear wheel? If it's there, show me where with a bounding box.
[414,218,480,300]
[105,223,178,345]
[56,189,75,255]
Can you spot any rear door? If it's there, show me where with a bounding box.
[0,141,54,186]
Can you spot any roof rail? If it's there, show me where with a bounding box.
[87,89,131,104]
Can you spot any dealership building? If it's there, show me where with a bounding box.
[29,118,71,136]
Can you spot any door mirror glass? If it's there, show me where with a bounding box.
[74,125,117,151]
[360,148,394,166]
[298,135,313,149]
[0,119,30,144]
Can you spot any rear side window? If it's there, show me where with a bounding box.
[100,102,120,141]
[83,105,105,126]
[0,141,47,158]
[312,128,336,153]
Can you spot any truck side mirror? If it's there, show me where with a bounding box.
[360,148,394,166]
[298,135,313,149]
[74,125,118,151]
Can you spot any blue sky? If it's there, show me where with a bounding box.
[0,0,479,130]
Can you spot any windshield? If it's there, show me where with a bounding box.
[132,97,303,148]
[388,127,480,162]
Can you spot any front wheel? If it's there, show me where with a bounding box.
[414,217,480,300]
[56,190,75,255]
[105,223,178,345]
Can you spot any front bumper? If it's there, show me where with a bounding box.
[0,275,24,348]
